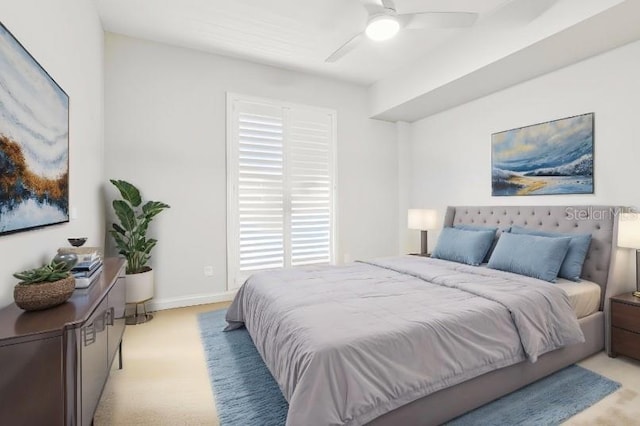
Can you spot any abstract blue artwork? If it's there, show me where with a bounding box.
[492,113,594,196]
[0,22,69,235]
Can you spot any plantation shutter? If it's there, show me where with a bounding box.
[288,109,333,266]
[227,94,336,290]
[236,103,285,273]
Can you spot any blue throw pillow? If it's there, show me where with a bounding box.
[454,224,499,263]
[509,226,592,281]
[487,233,572,282]
[454,224,499,233]
[432,228,495,266]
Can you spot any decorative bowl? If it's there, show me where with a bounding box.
[14,276,76,311]
[68,237,87,247]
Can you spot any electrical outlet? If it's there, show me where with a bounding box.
[203,266,214,276]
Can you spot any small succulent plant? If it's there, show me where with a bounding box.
[13,260,73,285]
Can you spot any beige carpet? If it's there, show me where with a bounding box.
[95,303,640,425]
[94,303,229,426]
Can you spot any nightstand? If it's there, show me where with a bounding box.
[610,293,640,361]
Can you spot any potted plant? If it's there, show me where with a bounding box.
[109,179,170,308]
[13,260,75,311]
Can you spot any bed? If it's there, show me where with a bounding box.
[225,206,622,425]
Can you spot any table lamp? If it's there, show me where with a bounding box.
[618,212,640,297]
[408,209,438,256]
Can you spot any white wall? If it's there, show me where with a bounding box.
[404,38,640,270]
[0,1,105,308]
[104,34,399,310]
[396,122,413,254]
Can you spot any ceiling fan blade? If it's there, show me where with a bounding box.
[325,32,364,63]
[380,0,396,10]
[358,0,391,14]
[404,12,478,30]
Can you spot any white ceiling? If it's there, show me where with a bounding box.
[96,0,511,85]
[97,0,639,121]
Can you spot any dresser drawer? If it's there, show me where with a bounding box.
[612,327,640,361]
[611,300,640,333]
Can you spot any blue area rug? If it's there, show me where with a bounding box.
[198,309,288,426]
[198,309,620,426]
[446,364,620,426]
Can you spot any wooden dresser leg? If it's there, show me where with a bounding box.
[118,341,123,370]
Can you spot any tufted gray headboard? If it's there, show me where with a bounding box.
[444,206,620,309]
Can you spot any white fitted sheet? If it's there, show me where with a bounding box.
[476,263,601,319]
[555,279,601,318]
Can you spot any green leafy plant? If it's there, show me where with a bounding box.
[109,179,170,275]
[13,260,72,285]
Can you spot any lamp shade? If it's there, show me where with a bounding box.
[408,209,438,230]
[618,213,640,249]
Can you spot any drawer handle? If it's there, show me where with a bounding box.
[106,307,115,326]
[84,309,109,346]
[83,324,96,347]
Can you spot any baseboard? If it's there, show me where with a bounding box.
[148,290,237,311]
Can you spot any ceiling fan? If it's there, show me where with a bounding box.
[325,0,559,63]
[325,0,478,63]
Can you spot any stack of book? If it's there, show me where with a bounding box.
[58,247,104,288]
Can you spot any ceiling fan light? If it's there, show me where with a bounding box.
[365,15,400,41]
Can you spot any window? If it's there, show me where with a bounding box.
[227,94,336,290]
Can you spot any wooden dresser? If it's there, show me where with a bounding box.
[610,293,640,361]
[0,258,126,426]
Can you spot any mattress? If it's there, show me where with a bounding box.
[555,278,601,319]
[475,264,601,319]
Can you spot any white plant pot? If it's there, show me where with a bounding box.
[125,269,154,304]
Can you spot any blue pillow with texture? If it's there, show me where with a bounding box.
[454,224,499,233]
[454,224,499,263]
[509,226,592,281]
[487,233,571,282]
[432,228,495,266]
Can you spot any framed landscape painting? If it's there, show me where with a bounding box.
[491,113,594,196]
[0,22,69,235]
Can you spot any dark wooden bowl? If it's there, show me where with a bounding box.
[67,238,87,247]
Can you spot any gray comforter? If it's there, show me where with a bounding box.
[225,256,584,426]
